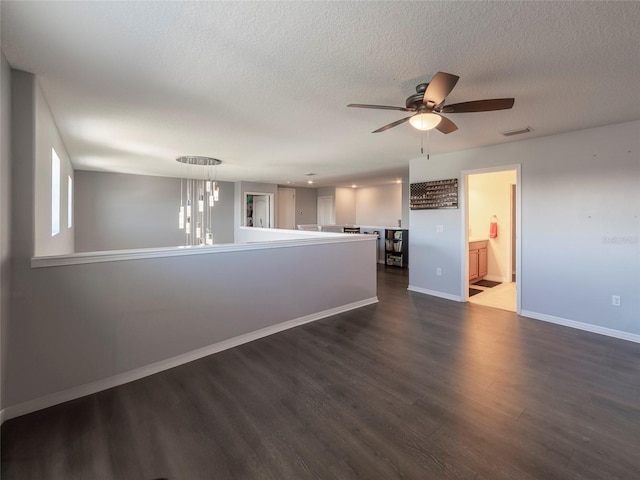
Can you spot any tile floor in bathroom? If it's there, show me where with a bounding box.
[469,281,517,312]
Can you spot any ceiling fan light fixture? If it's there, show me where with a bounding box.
[409,112,441,131]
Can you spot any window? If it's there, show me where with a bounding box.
[68,175,73,228]
[51,148,60,236]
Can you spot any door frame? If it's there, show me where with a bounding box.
[244,192,275,228]
[460,164,521,313]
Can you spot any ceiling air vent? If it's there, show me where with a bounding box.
[501,126,533,137]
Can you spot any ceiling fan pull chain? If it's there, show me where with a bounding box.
[422,130,430,160]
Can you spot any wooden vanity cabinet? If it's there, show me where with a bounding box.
[469,240,488,281]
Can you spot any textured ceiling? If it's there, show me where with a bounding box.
[2,1,639,187]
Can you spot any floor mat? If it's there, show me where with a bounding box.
[473,279,501,288]
[469,288,483,297]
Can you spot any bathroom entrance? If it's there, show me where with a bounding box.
[463,166,520,312]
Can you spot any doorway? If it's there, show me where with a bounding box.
[245,192,274,228]
[463,166,520,313]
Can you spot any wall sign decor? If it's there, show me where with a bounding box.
[410,179,458,210]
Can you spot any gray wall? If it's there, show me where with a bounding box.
[401,177,410,229]
[33,78,74,257]
[6,70,37,414]
[1,52,12,412]
[355,183,402,227]
[335,187,356,225]
[292,186,317,226]
[4,69,377,415]
[317,187,335,198]
[6,241,376,412]
[410,120,640,338]
[75,171,234,252]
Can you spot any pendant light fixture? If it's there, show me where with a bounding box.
[177,156,222,246]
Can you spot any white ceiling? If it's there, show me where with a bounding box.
[2,1,639,188]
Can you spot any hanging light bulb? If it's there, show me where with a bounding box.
[214,183,220,201]
[185,199,192,234]
[178,205,185,229]
[178,172,185,229]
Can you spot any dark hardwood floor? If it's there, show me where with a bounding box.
[2,265,639,479]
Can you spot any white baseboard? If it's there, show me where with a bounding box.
[520,310,640,344]
[1,297,378,424]
[402,289,639,344]
[407,285,463,302]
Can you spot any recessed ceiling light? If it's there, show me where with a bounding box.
[307,180,314,184]
[351,184,357,188]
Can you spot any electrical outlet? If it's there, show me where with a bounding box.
[612,295,621,307]
[436,267,442,276]
[436,225,444,233]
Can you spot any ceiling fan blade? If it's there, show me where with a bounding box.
[440,98,515,113]
[434,114,458,134]
[348,103,415,112]
[372,115,413,133]
[423,72,459,107]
